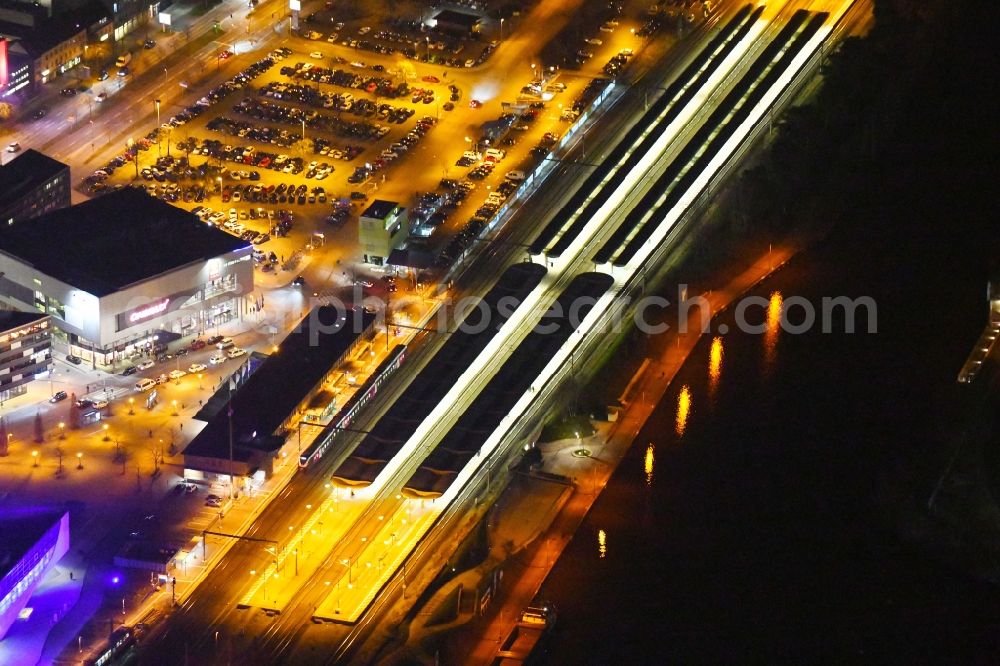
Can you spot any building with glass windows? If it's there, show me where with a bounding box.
[0,508,69,641]
[0,188,253,368]
[0,310,50,403]
[0,149,70,226]
[359,199,408,266]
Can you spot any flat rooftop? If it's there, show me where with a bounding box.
[184,307,376,462]
[360,200,400,220]
[433,9,482,28]
[0,188,250,297]
[0,149,67,206]
[0,507,66,581]
[0,310,47,333]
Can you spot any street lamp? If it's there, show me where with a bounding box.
[128,397,135,415]
[171,399,178,416]
[499,17,505,42]
[77,452,83,469]
[32,450,39,467]
[59,422,66,439]
[102,423,110,441]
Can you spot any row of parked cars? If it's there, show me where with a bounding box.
[206,116,300,148]
[235,96,391,141]
[347,115,437,183]
[84,53,280,190]
[284,62,410,99]
[603,49,634,77]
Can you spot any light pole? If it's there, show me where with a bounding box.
[499,17,505,42]
[154,99,162,158]
[128,397,135,415]
[32,450,39,467]
[77,452,83,469]
[59,422,65,439]
[102,424,110,441]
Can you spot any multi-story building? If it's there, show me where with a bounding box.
[0,188,254,368]
[0,149,70,227]
[358,199,408,266]
[0,508,70,640]
[0,310,50,402]
[0,0,111,95]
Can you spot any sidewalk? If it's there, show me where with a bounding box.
[452,243,797,664]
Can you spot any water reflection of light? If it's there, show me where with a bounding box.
[708,336,723,390]
[597,529,607,559]
[675,385,691,436]
[764,291,782,363]
[643,443,654,487]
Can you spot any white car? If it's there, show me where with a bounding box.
[585,38,603,46]
[168,369,187,380]
[226,347,247,359]
[216,337,234,349]
[188,363,207,373]
[93,399,110,409]
[505,170,527,182]
[137,359,155,370]
[350,61,365,68]
[309,51,324,59]
[134,378,156,392]
[209,354,227,365]
[6,142,20,153]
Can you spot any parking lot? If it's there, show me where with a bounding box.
[79,0,652,300]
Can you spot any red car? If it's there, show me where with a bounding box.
[469,99,482,109]
[189,339,207,351]
[421,75,440,83]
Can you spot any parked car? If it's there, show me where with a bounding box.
[134,379,156,392]
[209,354,227,365]
[188,363,208,373]
[66,354,83,365]
[216,337,234,349]
[169,369,187,380]
[226,347,247,359]
[137,359,155,370]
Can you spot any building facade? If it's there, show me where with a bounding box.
[0,149,70,226]
[0,508,70,640]
[0,311,50,403]
[359,199,408,266]
[0,189,253,368]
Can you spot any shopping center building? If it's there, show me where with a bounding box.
[0,189,254,368]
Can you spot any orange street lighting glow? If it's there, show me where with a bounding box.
[675,385,691,437]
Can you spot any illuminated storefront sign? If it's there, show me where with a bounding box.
[128,299,170,323]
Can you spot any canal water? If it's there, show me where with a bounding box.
[541,230,1000,662]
